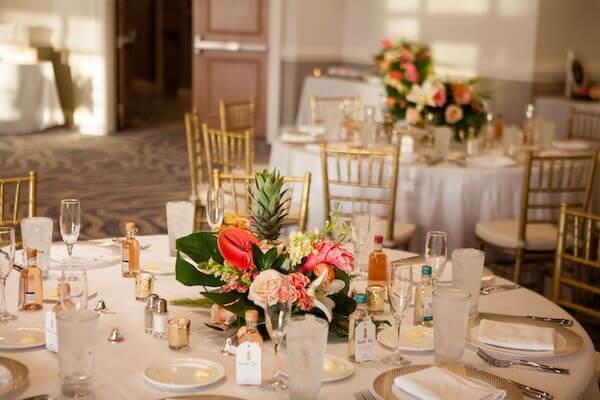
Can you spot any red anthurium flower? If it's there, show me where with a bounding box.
[217,227,258,271]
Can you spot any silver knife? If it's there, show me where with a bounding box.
[480,312,573,326]
[508,379,554,399]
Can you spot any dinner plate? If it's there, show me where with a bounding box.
[42,281,97,303]
[144,358,225,391]
[373,364,522,400]
[47,243,120,270]
[141,257,176,275]
[377,326,434,352]
[466,155,517,168]
[467,314,583,357]
[0,327,45,350]
[0,356,29,396]
[282,354,354,383]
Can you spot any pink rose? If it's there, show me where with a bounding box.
[381,39,393,50]
[210,304,237,326]
[402,63,418,83]
[248,269,285,308]
[300,241,354,274]
[398,47,415,62]
[432,85,447,107]
[406,107,422,125]
[445,104,464,124]
[389,70,403,81]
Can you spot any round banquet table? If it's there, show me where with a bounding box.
[2,235,598,399]
[269,139,524,252]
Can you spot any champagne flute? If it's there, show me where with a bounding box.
[206,188,224,231]
[382,263,412,366]
[351,201,371,276]
[425,231,448,287]
[60,199,81,272]
[0,227,16,322]
[263,277,292,391]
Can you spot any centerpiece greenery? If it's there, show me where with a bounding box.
[175,169,356,336]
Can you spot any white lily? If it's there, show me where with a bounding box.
[306,270,345,322]
[407,79,443,109]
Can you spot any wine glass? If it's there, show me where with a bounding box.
[351,201,371,276]
[206,188,224,231]
[60,199,81,272]
[425,231,448,287]
[382,262,413,366]
[0,227,16,322]
[263,278,292,391]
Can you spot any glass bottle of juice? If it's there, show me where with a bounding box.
[121,221,140,278]
[368,235,387,286]
[413,265,434,327]
[18,248,43,311]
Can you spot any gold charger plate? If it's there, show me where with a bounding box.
[0,356,29,396]
[373,364,522,400]
[469,313,583,357]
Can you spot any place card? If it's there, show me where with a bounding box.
[45,310,58,353]
[236,341,262,385]
[354,318,376,362]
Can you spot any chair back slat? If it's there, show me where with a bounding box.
[310,96,360,125]
[219,98,255,135]
[320,144,399,241]
[184,110,203,201]
[554,205,600,319]
[203,125,254,187]
[0,171,37,245]
[568,107,600,141]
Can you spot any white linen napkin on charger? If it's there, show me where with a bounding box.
[477,319,555,351]
[394,366,506,400]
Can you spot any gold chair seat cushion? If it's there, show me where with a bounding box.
[476,219,557,251]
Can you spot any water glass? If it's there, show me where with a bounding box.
[452,248,485,315]
[381,263,412,366]
[64,269,88,310]
[57,310,99,397]
[433,287,470,364]
[351,201,371,274]
[166,201,194,257]
[264,278,292,391]
[60,199,81,271]
[425,231,447,286]
[287,314,329,400]
[433,127,452,159]
[21,217,53,275]
[168,317,190,350]
[0,227,16,322]
[206,188,225,231]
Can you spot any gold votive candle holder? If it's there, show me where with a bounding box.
[135,272,155,301]
[366,285,385,314]
[168,317,190,351]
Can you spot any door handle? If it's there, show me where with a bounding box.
[193,34,267,54]
[117,29,137,49]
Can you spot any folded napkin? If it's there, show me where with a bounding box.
[467,155,517,168]
[0,364,12,387]
[394,366,506,400]
[477,319,555,351]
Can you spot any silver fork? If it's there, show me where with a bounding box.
[477,348,569,375]
[480,284,521,295]
[353,390,379,400]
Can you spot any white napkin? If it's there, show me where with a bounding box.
[280,132,318,144]
[477,319,555,351]
[0,364,12,387]
[394,366,506,400]
[467,155,517,168]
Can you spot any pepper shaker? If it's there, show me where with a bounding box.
[153,298,168,339]
[145,294,159,334]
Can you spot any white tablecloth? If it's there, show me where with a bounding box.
[269,140,524,252]
[3,235,597,399]
[0,60,65,134]
[296,76,385,125]
[535,96,600,140]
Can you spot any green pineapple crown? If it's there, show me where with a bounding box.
[249,169,290,241]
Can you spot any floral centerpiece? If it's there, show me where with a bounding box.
[405,77,487,141]
[175,169,356,336]
[374,39,433,120]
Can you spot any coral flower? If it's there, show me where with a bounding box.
[381,39,393,50]
[300,241,354,274]
[402,62,418,83]
[389,70,403,81]
[217,227,258,271]
[445,104,464,124]
[452,84,472,105]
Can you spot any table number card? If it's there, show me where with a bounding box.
[236,342,262,385]
[45,311,58,353]
[354,318,376,362]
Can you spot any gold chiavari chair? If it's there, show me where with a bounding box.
[310,96,360,125]
[477,151,598,283]
[184,110,209,229]
[0,171,37,246]
[567,107,600,141]
[202,124,254,188]
[213,170,311,232]
[219,98,255,135]
[320,144,415,247]
[553,204,600,319]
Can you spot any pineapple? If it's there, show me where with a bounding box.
[249,169,290,241]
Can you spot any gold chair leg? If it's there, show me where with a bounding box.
[513,248,524,283]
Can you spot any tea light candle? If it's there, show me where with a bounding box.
[366,285,385,314]
[167,317,190,351]
[135,272,155,301]
[400,134,414,154]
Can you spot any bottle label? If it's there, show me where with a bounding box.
[423,297,433,322]
[355,318,376,362]
[45,311,58,353]
[25,292,35,304]
[236,341,262,385]
[121,246,129,265]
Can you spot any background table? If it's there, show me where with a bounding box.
[0,60,64,135]
[2,235,597,399]
[270,140,524,252]
[535,96,600,140]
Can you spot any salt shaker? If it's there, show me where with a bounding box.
[145,294,159,334]
[153,298,168,339]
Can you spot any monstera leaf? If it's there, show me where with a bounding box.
[175,232,225,287]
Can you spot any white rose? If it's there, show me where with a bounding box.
[248,269,284,308]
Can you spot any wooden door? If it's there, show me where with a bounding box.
[192,0,268,137]
[116,0,137,129]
